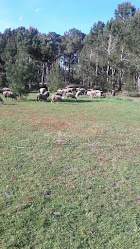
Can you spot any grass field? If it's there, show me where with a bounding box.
[0,93,140,248]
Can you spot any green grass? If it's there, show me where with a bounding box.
[0,93,140,248]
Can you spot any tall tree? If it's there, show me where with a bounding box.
[114,2,136,90]
[79,21,106,88]
[60,28,85,83]
[6,51,35,96]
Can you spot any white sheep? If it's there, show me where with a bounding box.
[56,89,65,95]
[95,91,102,97]
[3,91,17,100]
[36,91,49,101]
[39,88,46,94]
[76,90,82,98]
[87,90,96,98]
[2,87,11,92]
[66,92,77,100]
[51,94,63,103]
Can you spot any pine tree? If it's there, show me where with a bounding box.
[47,63,65,92]
[6,52,35,96]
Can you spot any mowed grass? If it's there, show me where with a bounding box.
[0,93,140,249]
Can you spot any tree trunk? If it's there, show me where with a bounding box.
[29,80,32,91]
[112,68,115,89]
[118,69,123,91]
[106,34,112,87]
[41,63,45,86]
[137,73,140,92]
[118,45,124,91]
[96,56,98,77]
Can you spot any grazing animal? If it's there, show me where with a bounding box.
[56,89,65,95]
[44,91,50,98]
[62,88,73,95]
[76,90,82,98]
[87,90,96,98]
[65,88,73,93]
[55,92,63,96]
[66,92,77,100]
[39,88,46,94]
[36,91,49,101]
[3,91,17,100]
[95,90,102,97]
[51,94,63,103]
[79,88,87,94]
[76,88,80,92]
[0,96,4,104]
[2,87,11,92]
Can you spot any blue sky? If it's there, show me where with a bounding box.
[0,0,139,35]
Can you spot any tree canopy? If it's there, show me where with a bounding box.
[0,2,139,94]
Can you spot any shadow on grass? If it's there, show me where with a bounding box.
[62,99,93,103]
[3,103,16,105]
[25,98,106,104]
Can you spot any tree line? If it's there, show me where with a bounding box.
[0,2,140,96]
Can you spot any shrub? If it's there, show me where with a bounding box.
[126,91,140,97]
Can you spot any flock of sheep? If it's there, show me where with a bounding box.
[37,86,108,103]
[0,86,115,104]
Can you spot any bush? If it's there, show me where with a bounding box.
[126,91,140,97]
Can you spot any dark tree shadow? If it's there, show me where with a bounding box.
[3,103,16,105]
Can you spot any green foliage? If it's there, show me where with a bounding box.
[6,53,35,96]
[115,2,136,20]
[47,63,65,92]
[126,91,140,97]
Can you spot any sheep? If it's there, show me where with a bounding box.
[3,91,9,99]
[38,88,46,94]
[79,88,87,94]
[65,88,73,93]
[8,91,17,100]
[76,87,80,92]
[87,90,96,98]
[3,91,17,100]
[62,88,73,95]
[36,91,49,101]
[66,92,77,101]
[76,90,82,98]
[2,87,11,92]
[0,96,4,104]
[51,94,63,103]
[44,91,50,98]
[55,92,63,96]
[56,89,65,95]
[95,90,103,97]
